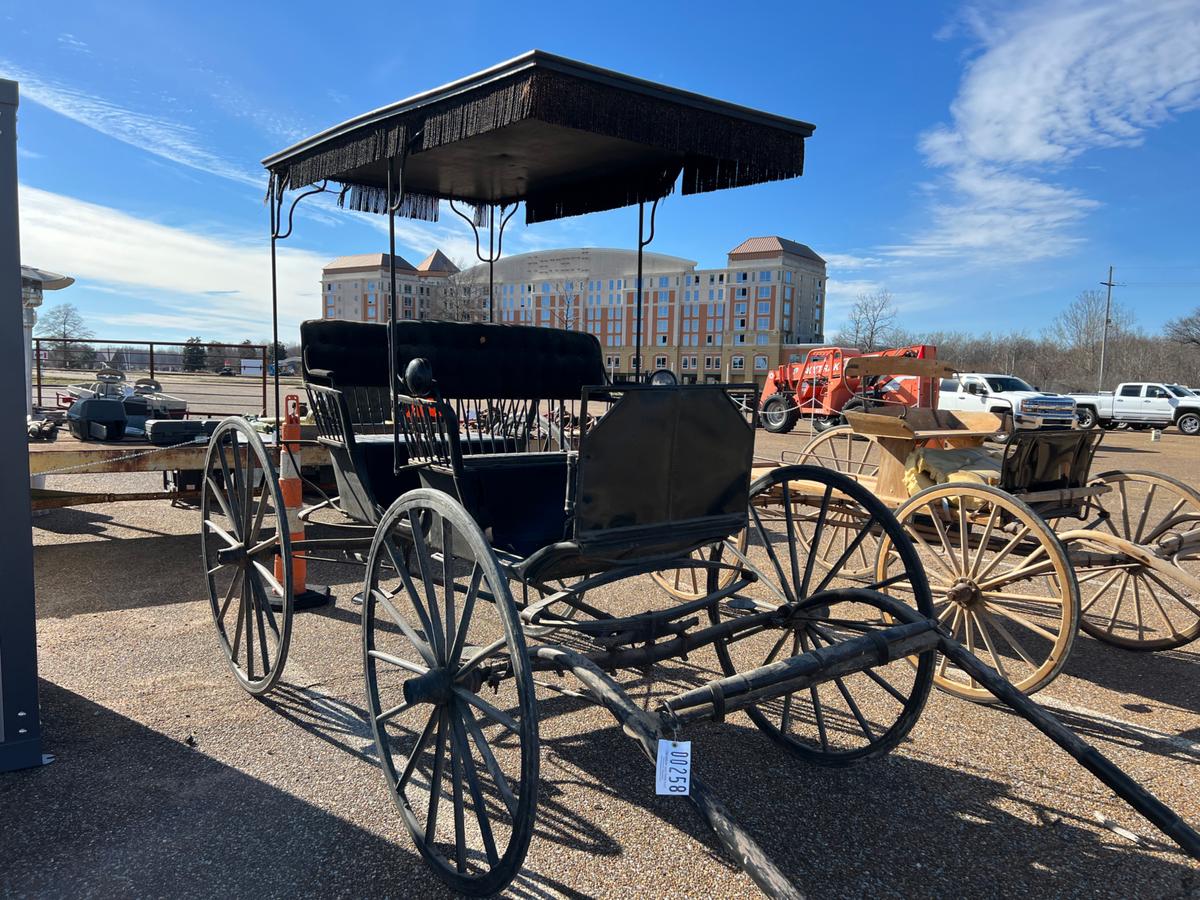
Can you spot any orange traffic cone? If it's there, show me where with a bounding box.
[275,394,331,609]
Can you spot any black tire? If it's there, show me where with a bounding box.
[1076,406,1098,430]
[1176,412,1200,436]
[201,417,293,695]
[363,489,538,897]
[811,415,841,433]
[709,465,935,766]
[761,394,799,433]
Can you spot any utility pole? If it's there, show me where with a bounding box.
[1098,265,1116,392]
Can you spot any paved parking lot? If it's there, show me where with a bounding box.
[3,428,1198,897]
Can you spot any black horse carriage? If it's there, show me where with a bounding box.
[198,51,1198,897]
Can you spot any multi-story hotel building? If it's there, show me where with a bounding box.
[320,249,459,323]
[320,236,826,384]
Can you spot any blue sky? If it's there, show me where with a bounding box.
[4,0,1198,343]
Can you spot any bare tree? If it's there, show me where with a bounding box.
[835,289,897,352]
[35,302,93,342]
[1166,306,1200,348]
[436,267,488,322]
[1045,290,1136,389]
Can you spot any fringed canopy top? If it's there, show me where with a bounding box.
[262,50,814,224]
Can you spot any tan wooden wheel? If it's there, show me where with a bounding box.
[794,425,880,480]
[1059,471,1200,651]
[652,529,748,601]
[878,483,1079,701]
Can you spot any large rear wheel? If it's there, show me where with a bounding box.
[363,489,538,897]
[709,466,935,765]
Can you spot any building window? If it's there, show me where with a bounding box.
[736,272,748,282]
[756,333,770,345]
[736,287,748,299]
[756,317,770,330]
[656,335,668,346]
[659,276,669,288]
[326,283,333,292]
[705,355,721,370]
[736,318,747,329]
[785,271,793,284]
[754,355,769,370]
[759,271,771,283]
[630,355,641,370]
[654,354,668,369]
[757,286,771,299]
[756,301,771,314]
[736,333,747,345]
[731,356,745,370]
[784,286,793,300]
[734,302,747,316]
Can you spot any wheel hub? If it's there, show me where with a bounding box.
[216,543,248,566]
[946,578,983,608]
[403,667,454,706]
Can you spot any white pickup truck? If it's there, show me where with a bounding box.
[938,373,1077,429]
[1070,383,1200,435]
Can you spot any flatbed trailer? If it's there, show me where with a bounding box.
[27,431,328,510]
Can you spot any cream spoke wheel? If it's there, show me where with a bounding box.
[879,483,1078,702]
[1061,471,1200,651]
[652,529,747,601]
[795,425,881,480]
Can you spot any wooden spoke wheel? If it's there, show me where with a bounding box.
[795,425,881,481]
[363,489,538,897]
[652,530,748,601]
[201,418,293,695]
[882,483,1079,701]
[710,466,935,765]
[1064,471,1200,651]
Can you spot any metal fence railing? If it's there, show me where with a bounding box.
[33,338,275,418]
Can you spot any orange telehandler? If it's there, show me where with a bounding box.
[758,344,949,433]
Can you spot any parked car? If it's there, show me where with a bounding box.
[1070,382,1200,435]
[218,367,237,376]
[938,373,1077,429]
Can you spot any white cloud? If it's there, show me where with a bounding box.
[19,185,324,339]
[0,60,262,187]
[821,252,885,270]
[892,0,1200,262]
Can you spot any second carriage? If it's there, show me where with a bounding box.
[786,354,1200,700]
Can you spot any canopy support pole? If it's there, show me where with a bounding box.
[449,202,518,324]
[633,199,659,380]
[387,160,400,474]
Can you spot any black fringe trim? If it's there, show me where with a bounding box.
[270,68,805,224]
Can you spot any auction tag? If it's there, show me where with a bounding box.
[655,740,691,796]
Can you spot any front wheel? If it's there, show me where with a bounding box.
[1176,412,1200,436]
[1076,407,1098,430]
[881,483,1079,701]
[363,489,538,897]
[760,395,798,433]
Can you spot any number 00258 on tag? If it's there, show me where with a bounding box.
[655,740,691,796]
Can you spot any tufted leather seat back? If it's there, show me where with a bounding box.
[301,319,605,398]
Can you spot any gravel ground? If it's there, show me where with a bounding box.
[3,427,1198,898]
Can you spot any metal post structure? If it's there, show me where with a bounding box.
[1098,265,1116,392]
[0,77,46,772]
[633,199,660,380]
